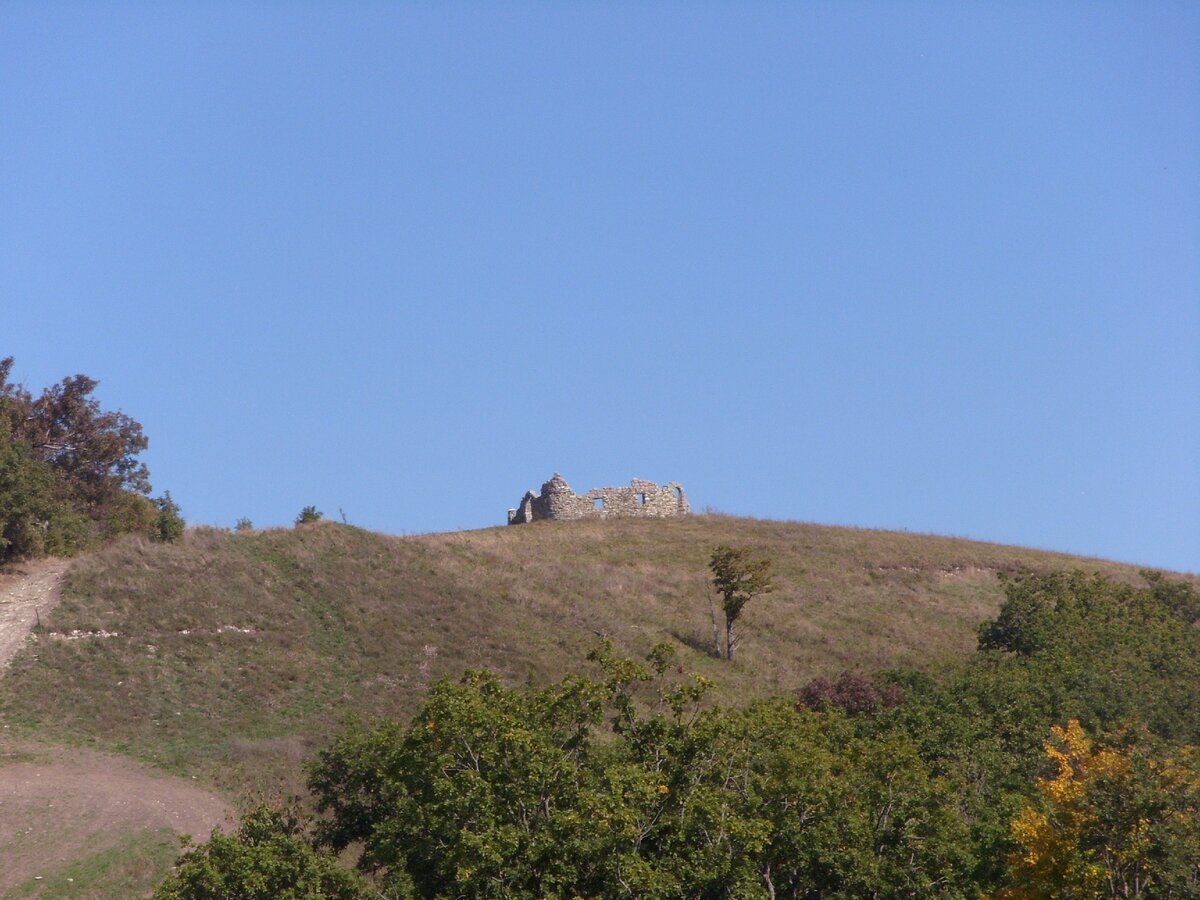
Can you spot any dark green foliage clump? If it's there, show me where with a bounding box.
[0,425,90,559]
[295,572,1200,898]
[883,570,1200,888]
[153,806,369,899]
[309,644,972,899]
[154,492,186,543]
[969,569,1200,743]
[295,506,323,526]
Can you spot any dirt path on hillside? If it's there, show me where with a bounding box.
[0,557,70,669]
[0,562,234,892]
[0,742,234,893]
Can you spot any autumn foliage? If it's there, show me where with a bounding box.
[1001,721,1200,898]
[0,356,177,560]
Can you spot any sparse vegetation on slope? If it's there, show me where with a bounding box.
[6,829,182,899]
[0,515,1169,797]
[0,740,229,896]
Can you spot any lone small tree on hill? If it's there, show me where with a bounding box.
[710,544,775,662]
[295,505,323,526]
[153,492,185,543]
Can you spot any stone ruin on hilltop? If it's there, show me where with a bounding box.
[507,473,690,525]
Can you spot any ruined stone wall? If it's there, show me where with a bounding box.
[509,492,535,525]
[508,474,689,525]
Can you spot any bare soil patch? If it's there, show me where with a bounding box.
[0,558,70,668]
[0,741,232,894]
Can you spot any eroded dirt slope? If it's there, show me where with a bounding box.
[0,558,69,668]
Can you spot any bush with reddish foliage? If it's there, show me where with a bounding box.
[797,670,904,716]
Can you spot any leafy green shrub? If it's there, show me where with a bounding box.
[104,490,159,540]
[295,506,323,526]
[0,426,89,560]
[234,517,253,533]
[153,805,369,899]
[309,645,971,898]
[153,492,185,543]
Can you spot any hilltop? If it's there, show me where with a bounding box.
[0,514,1171,797]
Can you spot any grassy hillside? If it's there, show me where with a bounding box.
[0,515,1168,794]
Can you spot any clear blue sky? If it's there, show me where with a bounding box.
[3,3,1197,572]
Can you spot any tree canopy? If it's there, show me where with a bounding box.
[709,544,775,661]
[154,570,1200,898]
[0,356,171,560]
[153,806,368,900]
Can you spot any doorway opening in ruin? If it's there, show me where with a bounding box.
[594,498,604,510]
[637,493,646,505]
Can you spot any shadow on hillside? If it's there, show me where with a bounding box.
[671,628,722,659]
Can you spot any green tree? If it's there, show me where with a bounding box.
[310,645,975,898]
[888,570,1200,891]
[709,545,775,661]
[296,506,323,526]
[153,805,370,900]
[154,491,185,543]
[0,356,154,551]
[310,669,608,898]
[0,424,88,560]
[1141,569,1200,625]
[973,571,1200,744]
[1,358,150,507]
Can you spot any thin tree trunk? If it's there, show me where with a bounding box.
[726,616,735,661]
[709,594,722,657]
[761,862,776,900]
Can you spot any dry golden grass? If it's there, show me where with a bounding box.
[0,515,1173,795]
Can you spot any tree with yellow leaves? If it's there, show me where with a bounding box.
[999,720,1200,899]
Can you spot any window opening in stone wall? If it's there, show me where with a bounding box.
[673,487,682,500]
[637,493,646,505]
[594,498,604,510]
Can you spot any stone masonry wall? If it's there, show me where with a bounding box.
[508,473,689,525]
